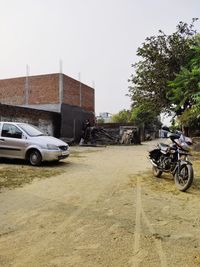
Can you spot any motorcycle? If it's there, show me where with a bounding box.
[149,132,194,192]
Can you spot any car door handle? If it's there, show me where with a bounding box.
[0,138,5,141]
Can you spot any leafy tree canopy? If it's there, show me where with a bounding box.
[111,109,131,123]
[192,92,200,114]
[96,117,105,123]
[130,101,160,126]
[168,44,200,115]
[167,34,200,133]
[111,102,161,127]
[128,18,199,116]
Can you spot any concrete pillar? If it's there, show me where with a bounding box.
[59,73,64,109]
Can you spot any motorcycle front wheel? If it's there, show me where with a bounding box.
[152,166,162,178]
[174,163,194,192]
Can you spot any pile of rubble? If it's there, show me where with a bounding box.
[79,126,140,146]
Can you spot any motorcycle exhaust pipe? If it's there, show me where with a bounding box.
[149,158,158,167]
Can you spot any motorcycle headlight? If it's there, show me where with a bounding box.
[47,144,59,150]
[181,143,191,152]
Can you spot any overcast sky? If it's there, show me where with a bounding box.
[0,0,200,115]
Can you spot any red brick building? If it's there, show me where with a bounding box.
[0,73,95,141]
[0,73,95,113]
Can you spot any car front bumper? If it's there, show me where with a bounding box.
[41,149,70,161]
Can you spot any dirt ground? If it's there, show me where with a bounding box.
[0,140,200,267]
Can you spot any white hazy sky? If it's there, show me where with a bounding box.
[0,0,200,115]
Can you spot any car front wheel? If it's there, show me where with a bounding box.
[28,149,42,166]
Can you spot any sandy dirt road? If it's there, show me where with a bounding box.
[0,141,200,267]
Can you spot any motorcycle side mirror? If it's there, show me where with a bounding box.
[167,132,172,138]
[169,133,181,142]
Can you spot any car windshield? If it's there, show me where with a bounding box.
[18,123,45,137]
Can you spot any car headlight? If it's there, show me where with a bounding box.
[47,144,59,150]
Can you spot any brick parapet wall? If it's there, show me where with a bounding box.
[28,74,59,104]
[0,74,60,105]
[81,84,95,112]
[63,75,80,107]
[0,77,25,105]
[62,74,94,112]
[0,73,95,113]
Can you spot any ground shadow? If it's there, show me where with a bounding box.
[0,157,70,168]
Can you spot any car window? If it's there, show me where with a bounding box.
[2,123,22,139]
[18,123,44,137]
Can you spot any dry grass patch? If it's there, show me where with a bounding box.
[69,151,85,158]
[192,152,200,190]
[128,171,181,194]
[194,255,200,265]
[0,165,63,191]
[69,148,104,159]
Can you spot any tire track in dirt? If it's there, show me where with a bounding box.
[131,176,167,267]
[12,181,113,267]
[131,177,144,267]
[141,209,167,267]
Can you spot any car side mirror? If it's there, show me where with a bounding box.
[22,133,27,139]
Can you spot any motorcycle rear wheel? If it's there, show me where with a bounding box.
[174,163,193,192]
[152,166,162,178]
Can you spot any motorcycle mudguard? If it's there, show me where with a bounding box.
[172,160,193,175]
[180,160,193,166]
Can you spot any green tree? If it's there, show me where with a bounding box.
[111,109,131,123]
[130,102,160,126]
[96,117,105,123]
[128,19,198,115]
[168,45,200,115]
[166,40,200,134]
[111,103,161,128]
[192,92,200,114]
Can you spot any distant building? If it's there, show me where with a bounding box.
[96,112,112,123]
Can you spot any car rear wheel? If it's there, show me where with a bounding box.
[28,149,42,166]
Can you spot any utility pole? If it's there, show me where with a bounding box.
[59,59,63,73]
[92,80,95,116]
[78,72,82,107]
[25,64,30,105]
[92,80,95,89]
[59,59,63,106]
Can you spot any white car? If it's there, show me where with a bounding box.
[0,122,70,166]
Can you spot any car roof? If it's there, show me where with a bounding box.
[0,122,26,124]
[0,122,28,126]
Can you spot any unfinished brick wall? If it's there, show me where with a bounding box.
[0,74,59,105]
[62,75,80,107]
[0,73,95,113]
[0,77,25,105]
[62,74,95,112]
[28,74,59,104]
[81,84,95,112]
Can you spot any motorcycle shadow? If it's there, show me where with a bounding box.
[153,173,173,181]
[158,173,200,195]
[192,174,200,192]
[146,172,183,194]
